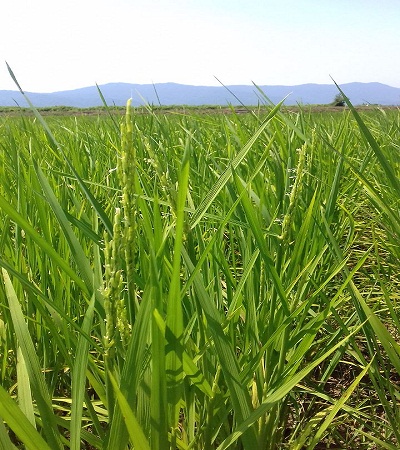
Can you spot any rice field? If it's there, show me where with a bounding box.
[0,92,399,449]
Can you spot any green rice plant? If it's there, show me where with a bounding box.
[0,73,399,449]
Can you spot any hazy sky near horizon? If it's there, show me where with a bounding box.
[1,0,399,92]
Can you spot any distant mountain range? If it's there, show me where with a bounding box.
[1,82,400,107]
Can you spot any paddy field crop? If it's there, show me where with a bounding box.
[0,92,399,449]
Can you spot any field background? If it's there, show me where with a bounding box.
[0,98,399,449]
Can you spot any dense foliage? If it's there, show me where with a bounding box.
[0,99,399,449]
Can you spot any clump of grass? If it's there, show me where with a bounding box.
[0,73,399,449]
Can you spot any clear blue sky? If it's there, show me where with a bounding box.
[1,0,399,92]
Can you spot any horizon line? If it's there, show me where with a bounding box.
[1,80,398,95]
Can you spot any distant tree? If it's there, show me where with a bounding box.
[332,93,346,107]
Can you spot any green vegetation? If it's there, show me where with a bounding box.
[332,93,346,107]
[0,104,224,116]
[0,94,399,449]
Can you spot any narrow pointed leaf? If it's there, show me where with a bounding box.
[70,296,96,450]
[2,269,63,450]
[0,386,52,450]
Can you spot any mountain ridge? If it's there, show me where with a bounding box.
[1,82,399,107]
